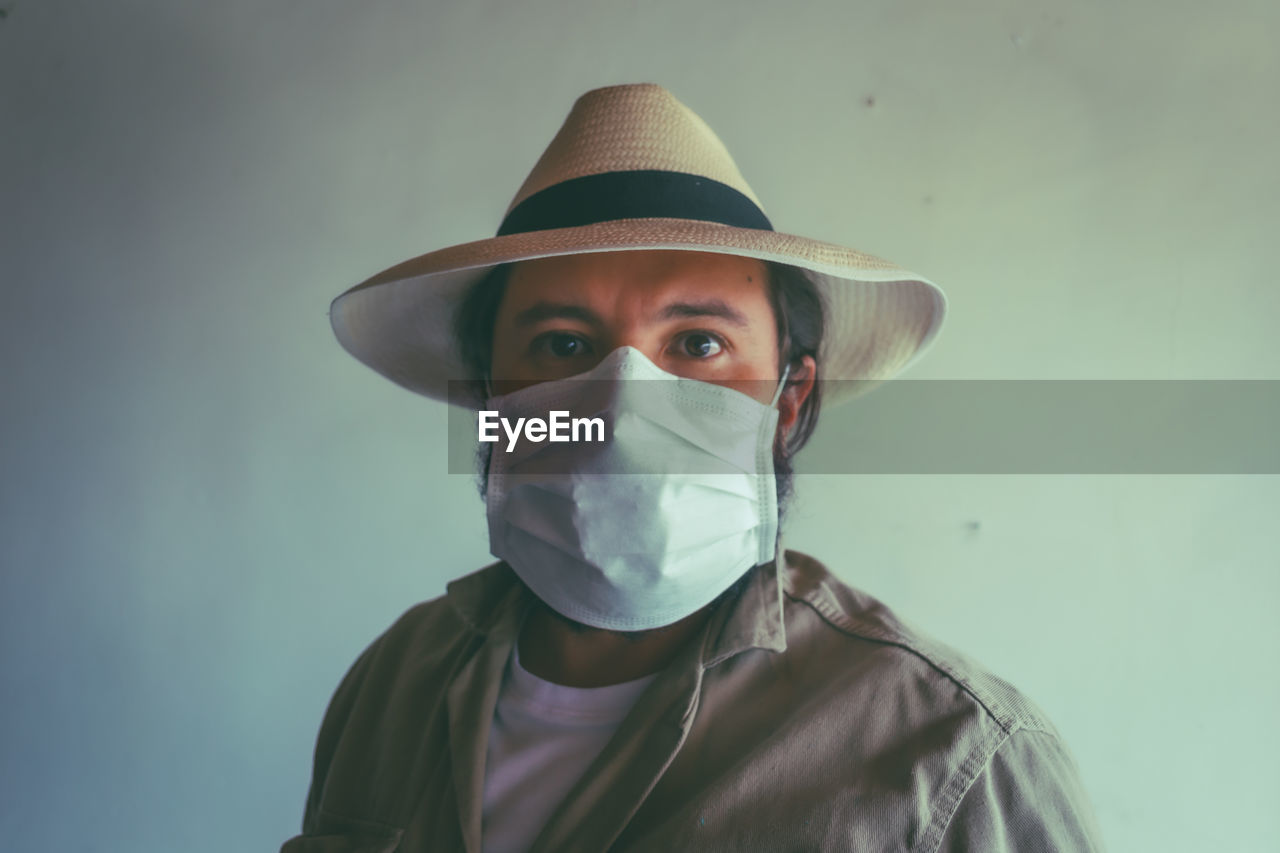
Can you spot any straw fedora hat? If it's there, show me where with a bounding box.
[330,83,946,406]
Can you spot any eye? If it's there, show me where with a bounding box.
[676,331,724,359]
[536,331,593,359]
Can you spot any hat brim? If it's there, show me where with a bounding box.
[330,217,947,408]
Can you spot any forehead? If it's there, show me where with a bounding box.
[501,250,771,308]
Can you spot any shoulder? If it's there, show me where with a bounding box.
[302,561,521,747]
[779,549,1057,736]
[293,562,521,836]
[934,727,1107,851]
[345,560,519,692]
[776,550,1104,850]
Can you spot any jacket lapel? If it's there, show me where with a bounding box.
[527,640,704,853]
[441,565,526,853]
[528,558,788,852]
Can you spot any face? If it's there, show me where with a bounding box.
[490,250,813,434]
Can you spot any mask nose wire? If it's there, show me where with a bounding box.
[487,356,791,405]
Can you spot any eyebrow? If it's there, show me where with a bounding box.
[656,299,750,327]
[510,298,751,328]
[511,302,603,328]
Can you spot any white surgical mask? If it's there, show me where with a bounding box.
[484,347,787,631]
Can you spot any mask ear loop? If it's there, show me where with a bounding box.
[770,363,792,408]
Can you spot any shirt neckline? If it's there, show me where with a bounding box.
[500,641,658,725]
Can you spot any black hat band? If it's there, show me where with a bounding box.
[497,169,774,236]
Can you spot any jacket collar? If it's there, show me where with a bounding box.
[444,560,527,635]
[698,552,788,667]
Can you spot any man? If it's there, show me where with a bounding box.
[282,84,1105,852]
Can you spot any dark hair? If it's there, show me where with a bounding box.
[453,263,512,404]
[452,256,825,456]
[763,261,824,457]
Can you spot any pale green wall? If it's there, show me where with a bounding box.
[2,1,1276,850]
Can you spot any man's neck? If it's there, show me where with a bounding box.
[516,603,714,688]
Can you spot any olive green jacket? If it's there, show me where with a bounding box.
[281,551,1105,852]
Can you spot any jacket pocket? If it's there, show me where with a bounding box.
[280,810,404,853]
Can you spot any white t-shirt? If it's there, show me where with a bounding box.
[480,643,656,853]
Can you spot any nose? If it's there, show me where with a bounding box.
[589,346,668,378]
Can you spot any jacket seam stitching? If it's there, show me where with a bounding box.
[916,725,1013,852]
[783,588,1016,735]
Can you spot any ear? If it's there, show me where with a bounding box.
[776,354,817,443]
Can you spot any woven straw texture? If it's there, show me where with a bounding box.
[510,83,762,210]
